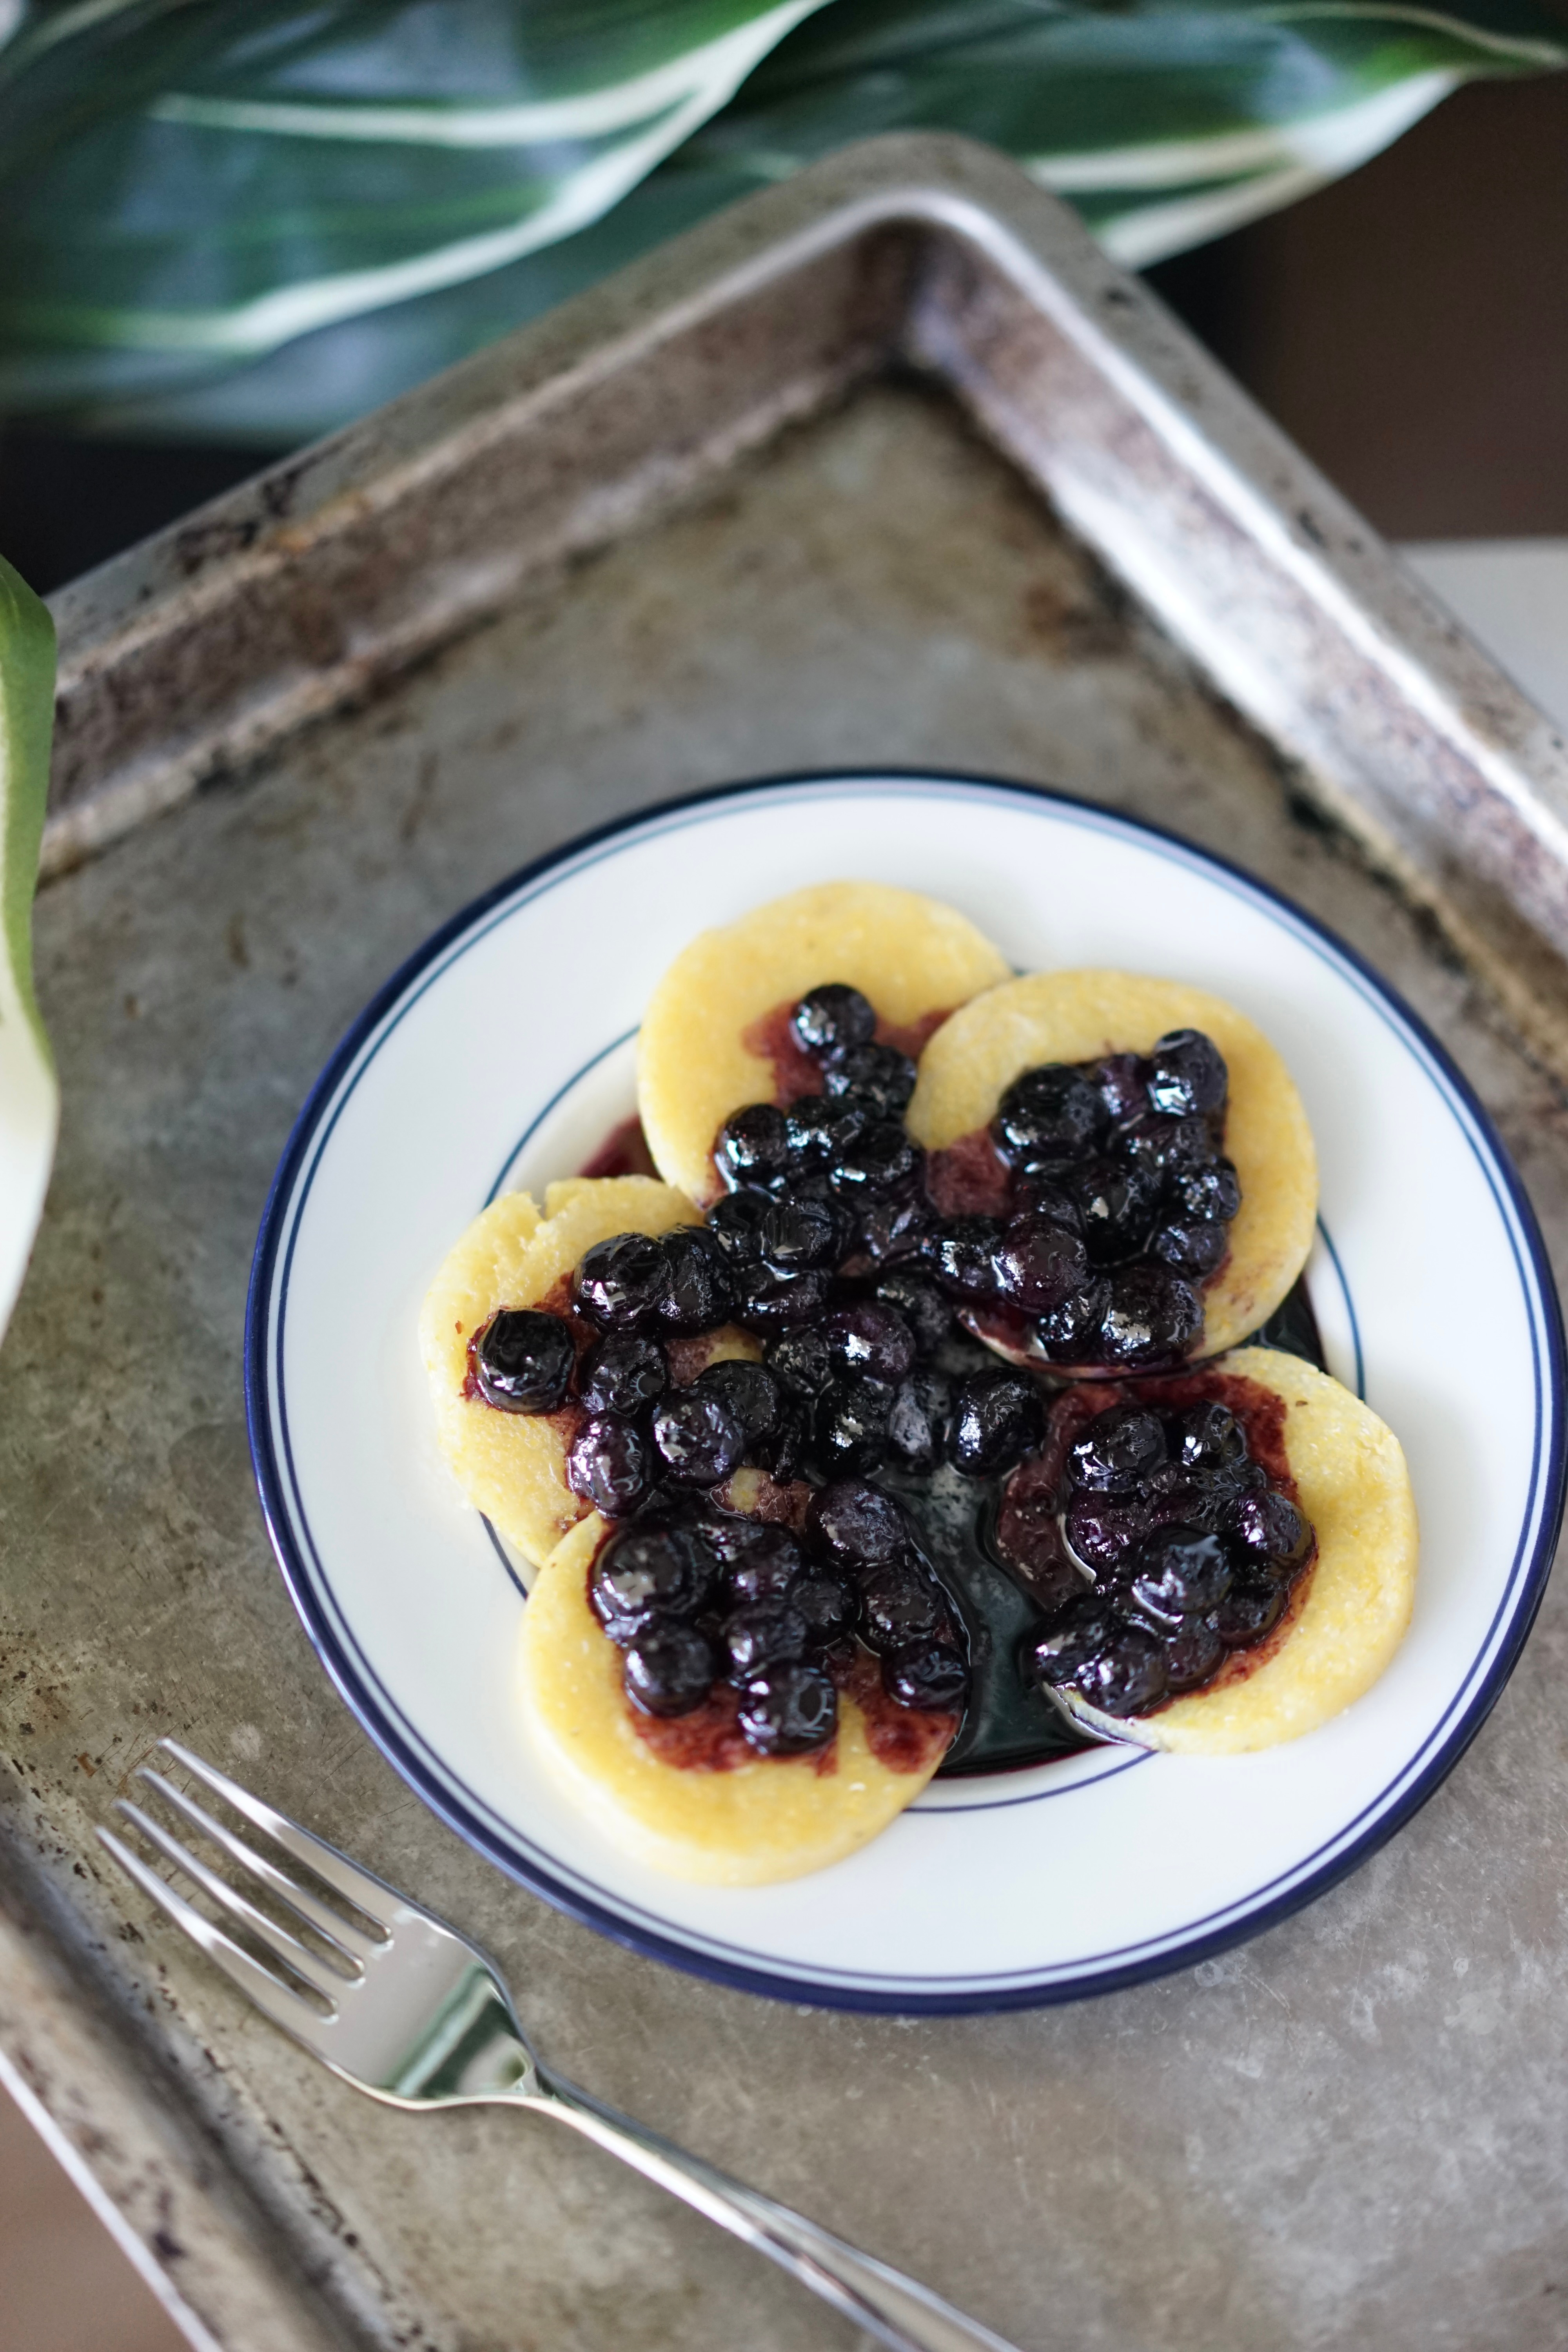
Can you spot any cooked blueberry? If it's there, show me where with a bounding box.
[721,1599,808,1681]
[1147,1029,1228,1118]
[822,1300,917,1383]
[1072,1625,1169,1716]
[1064,1487,1153,1570]
[1012,1177,1085,1235]
[1176,1401,1248,1473]
[793,984,877,1055]
[814,1376,893,1475]
[873,1270,953,1356]
[885,1370,951,1472]
[730,1260,833,1333]
[577,1332,666,1419]
[590,1522,714,1637]
[930,1216,1004,1299]
[992,1216,1091,1312]
[737,1662,838,1754]
[1115,1112,1214,1174]
[1226,1488,1312,1572]
[1170,1158,1241,1223]
[829,1122,921,1198]
[1063,1158,1162,1266]
[1034,1276,1111,1359]
[690,1359,784,1454]
[725,1524,804,1604]
[658,1227,735,1332]
[785,1093,867,1165]
[823,1042,917,1116]
[857,1191,936,1265]
[1210,1573,1288,1646]
[1069,1403,1166,1491]
[566,1414,654,1516]
[1151,1218,1228,1279]
[1089,1052,1150,1123]
[884,1640,969,1712]
[949,1369,1043,1476]
[760,1194,842,1268]
[1163,1619,1226,1692]
[706,1188,775,1263]
[994,1065,1102,1168]
[575,1232,670,1329]
[1031,1598,1117,1684]
[1098,1263,1203,1364]
[1123,1525,1234,1629]
[860,1564,947,1651]
[651,1389,745,1485]
[790,1569,857,1648]
[472,1308,575,1412]
[806,1478,910,1572]
[714,1101,791,1191]
[764,1324,835,1398]
[622,1625,716,1716]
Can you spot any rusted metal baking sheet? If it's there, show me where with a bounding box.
[7,133,1568,2352]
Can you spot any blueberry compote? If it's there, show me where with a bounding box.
[997,1373,1316,1720]
[926,1030,1239,1371]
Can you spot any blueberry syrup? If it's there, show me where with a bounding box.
[471,988,1319,1772]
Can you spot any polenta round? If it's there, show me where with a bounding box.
[520,1513,949,1884]
[1056,1349,1417,1754]
[907,969,1317,1365]
[639,882,1011,1205]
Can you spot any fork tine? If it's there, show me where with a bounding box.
[115,1800,344,1998]
[137,1767,372,1971]
[158,1740,396,1930]
[97,1827,334,2043]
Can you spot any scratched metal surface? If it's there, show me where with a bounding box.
[5,163,1568,2352]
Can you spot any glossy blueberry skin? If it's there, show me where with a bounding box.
[885,1370,951,1473]
[1030,1598,1118,1685]
[806,1478,910,1572]
[1012,1177,1085,1236]
[1064,1487,1154,1570]
[714,1101,792,1192]
[764,1324,835,1398]
[472,1308,576,1413]
[1147,1028,1228,1118]
[1098,1263,1203,1365]
[1123,1525,1235,1630]
[814,1375,893,1475]
[793,984,877,1055]
[760,1193,842,1269]
[872,1270,953,1357]
[1063,1159,1162,1267]
[1071,1624,1169,1717]
[1226,1487,1312,1573]
[1069,1403,1167,1492]
[578,1332,666,1419]
[790,1569,857,1648]
[590,1523,715,1639]
[785,1093,867,1166]
[622,1625,717,1717]
[566,1414,655,1517]
[1163,1618,1226,1692]
[949,1369,1043,1476]
[930,1216,1005,1299]
[829,1122,921,1199]
[857,1191,936,1267]
[1151,1219,1229,1279]
[730,1260,833,1334]
[658,1227,735,1333]
[737,1662,838,1754]
[1175,1400,1248,1472]
[1089,1052,1150,1123]
[822,1300,917,1384]
[1033,1276,1111,1358]
[650,1389,746,1486]
[1115,1112,1214,1175]
[991,1216,1091,1313]
[726,1524,805,1605]
[574,1231,670,1329]
[1210,1573,1289,1647]
[690,1359,784,1453]
[823,1042,917,1117]
[993,1065,1102,1169]
[706,1188,775,1263]
[1170,1158,1241,1223]
[720,1599,809,1682]
[859,1565,947,1651]
[883,1640,969,1712]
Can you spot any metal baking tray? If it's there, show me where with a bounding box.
[6,133,1568,2352]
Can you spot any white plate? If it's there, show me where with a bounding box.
[247,773,1564,2010]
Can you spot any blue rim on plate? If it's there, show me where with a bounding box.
[245,769,1567,2012]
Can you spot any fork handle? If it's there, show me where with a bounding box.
[524,2074,1024,2352]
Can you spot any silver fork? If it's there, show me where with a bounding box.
[100,1740,1025,2352]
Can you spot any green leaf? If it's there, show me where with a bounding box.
[0,551,58,1346]
[0,0,1561,440]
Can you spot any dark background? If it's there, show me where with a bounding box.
[3,71,1567,597]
